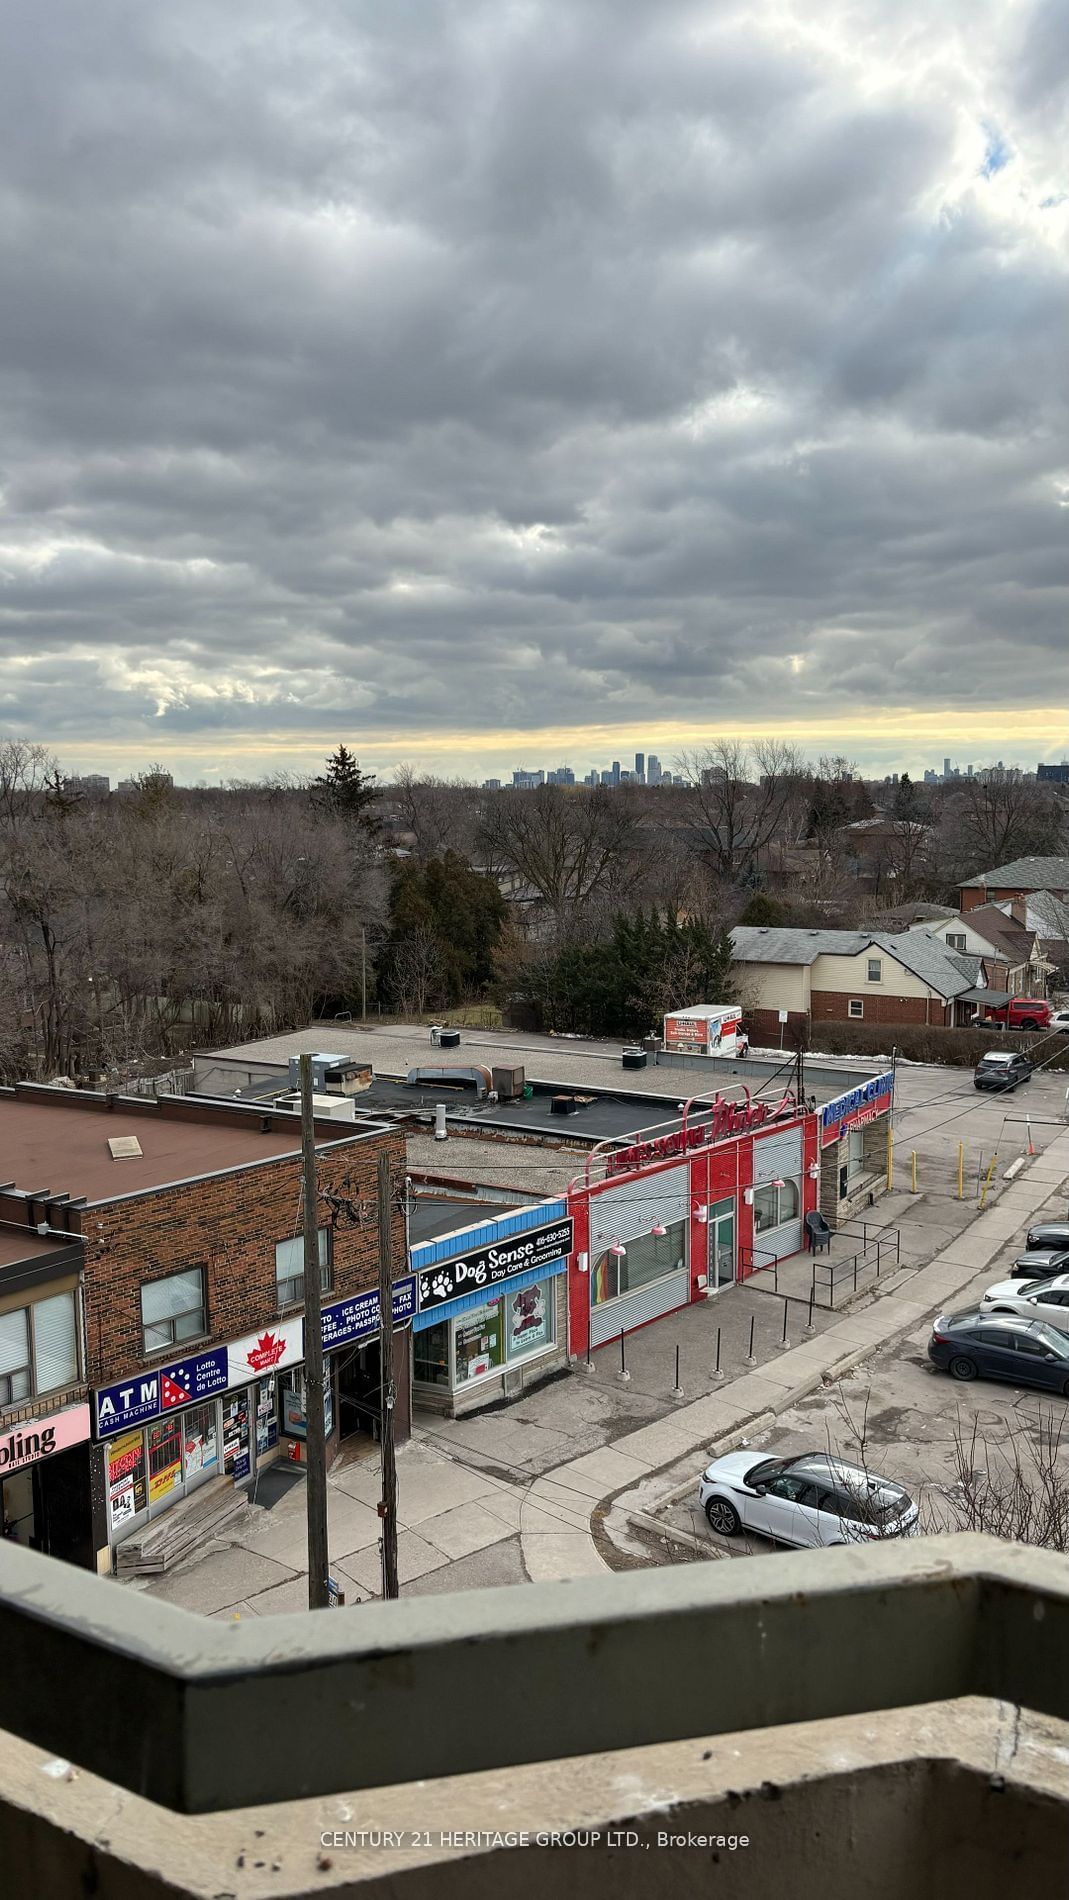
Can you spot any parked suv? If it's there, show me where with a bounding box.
[980,998,1053,1031]
[974,1050,1032,1091]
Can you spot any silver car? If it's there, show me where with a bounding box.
[697,1450,918,1548]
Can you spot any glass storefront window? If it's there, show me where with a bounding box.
[591,1221,687,1307]
[107,1429,147,1531]
[147,1416,183,1505]
[454,1304,503,1385]
[506,1279,554,1361]
[753,1180,801,1235]
[181,1400,219,1482]
[414,1322,451,1386]
[279,1370,334,1439]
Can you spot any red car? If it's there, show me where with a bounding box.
[980,998,1052,1032]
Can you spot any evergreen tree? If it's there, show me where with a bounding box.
[314,745,379,828]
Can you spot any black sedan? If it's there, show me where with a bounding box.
[1027,1223,1069,1252]
[1009,1247,1069,1281]
[974,1051,1033,1091]
[928,1310,1069,1395]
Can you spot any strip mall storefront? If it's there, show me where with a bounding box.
[411,1202,573,1416]
[1,1400,98,1568]
[94,1320,305,1553]
[567,1087,823,1358]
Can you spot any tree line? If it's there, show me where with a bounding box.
[1,736,1064,1080]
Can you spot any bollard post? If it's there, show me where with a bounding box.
[804,1285,816,1335]
[777,1298,790,1351]
[853,1255,858,1294]
[911,1150,917,1194]
[583,1326,596,1374]
[671,1341,684,1401]
[745,1313,757,1366]
[957,1142,964,1201]
[616,1327,631,1384]
[714,1325,724,1382]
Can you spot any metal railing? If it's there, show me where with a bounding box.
[1,1534,1068,1815]
[811,1221,902,1307]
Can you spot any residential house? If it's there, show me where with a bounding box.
[731,927,989,1042]
[959,856,1069,913]
[910,905,1050,1000]
[994,889,1069,983]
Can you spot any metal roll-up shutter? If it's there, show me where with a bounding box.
[588,1164,688,1252]
[590,1267,690,1347]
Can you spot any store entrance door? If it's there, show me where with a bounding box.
[337,1339,382,1443]
[709,1199,736,1289]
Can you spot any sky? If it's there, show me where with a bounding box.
[1,0,1067,786]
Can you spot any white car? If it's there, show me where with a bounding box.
[980,1272,1069,1330]
[697,1450,918,1548]
[1048,1009,1069,1033]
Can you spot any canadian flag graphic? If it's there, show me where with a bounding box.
[243,1331,289,1374]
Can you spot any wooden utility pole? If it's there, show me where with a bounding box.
[377,1151,399,1599]
[361,927,367,1022]
[300,1054,330,1610]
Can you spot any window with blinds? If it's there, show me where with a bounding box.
[0,1307,31,1405]
[140,1269,207,1354]
[0,1292,79,1404]
[275,1229,331,1309]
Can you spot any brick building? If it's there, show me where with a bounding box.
[0,1085,404,1571]
[959,856,1069,913]
[731,926,991,1042]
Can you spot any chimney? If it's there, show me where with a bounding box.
[1008,896,1027,925]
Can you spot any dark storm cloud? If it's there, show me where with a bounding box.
[0,0,1067,770]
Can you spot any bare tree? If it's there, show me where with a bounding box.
[677,739,811,885]
[390,766,476,861]
[478,785,644,937]
[929,1409,1069,1552]
[386,925,445,1017]
[937,767,1068,884]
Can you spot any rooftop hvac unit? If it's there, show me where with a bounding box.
[286,1053,371,1095]
[492,1064,525,1101]
[274,1091,357,1121]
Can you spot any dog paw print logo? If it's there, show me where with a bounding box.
[430,1272,453,1301]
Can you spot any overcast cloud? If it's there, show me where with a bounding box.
[1,0,1067,780]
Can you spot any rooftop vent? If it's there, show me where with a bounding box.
[107,1136,143,1160]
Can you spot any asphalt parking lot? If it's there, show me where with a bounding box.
[661,1170,1069,1561]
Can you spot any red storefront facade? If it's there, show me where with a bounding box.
[566,1090,821,1358]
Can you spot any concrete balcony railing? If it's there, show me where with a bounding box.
[2,1533,1069,1896]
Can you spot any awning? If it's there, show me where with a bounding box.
[959,988,1010,1005]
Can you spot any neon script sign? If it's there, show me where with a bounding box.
[604,1089,799,1178]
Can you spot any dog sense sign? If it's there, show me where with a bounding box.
[416,1218,574,1313]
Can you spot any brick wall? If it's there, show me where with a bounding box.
[745,1008,811,1046]
[810,989,953,1028]
[81,1130,406,1387]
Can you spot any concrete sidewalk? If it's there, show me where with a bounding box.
[517,1132,1069,1582]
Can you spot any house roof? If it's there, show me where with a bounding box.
[1010,889,1069,942]
[730,926,982,1001]
[961,857,1069,891]
[876,903,957,931]
[960,905,1035,966]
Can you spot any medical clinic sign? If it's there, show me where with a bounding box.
[604,1089,798,1179]
[821,1072,895,1149]
[93,1319,304,1438]
[416,1218,573,1313]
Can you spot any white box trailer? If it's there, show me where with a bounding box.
[662,1005,743,1056]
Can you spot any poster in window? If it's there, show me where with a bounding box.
[222,1392,251,1481]
[256,1376,278,1454]
[454,1303,503,1384]
[147,1417,182,1504]
[107,1428,147,1529]
[182,1402,219,1481]
[280,1373,333,1440]
[507,1280,551,1360]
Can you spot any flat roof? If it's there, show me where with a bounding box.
[200,1023,855,1119]
[0,1227,67,1269]
[0,1096,375,1205]
[408,1197,527,1247]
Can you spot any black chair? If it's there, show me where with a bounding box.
[805,1210,832,1254]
